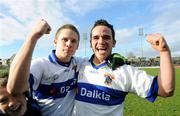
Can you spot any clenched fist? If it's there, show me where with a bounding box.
[147,33,169,52]
[29,19,51,40]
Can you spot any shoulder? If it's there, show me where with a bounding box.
[32,57,48,64]
[115,64,139,75]
[73,56,88,61]
[72,57,89,65]
[31,57,50,68]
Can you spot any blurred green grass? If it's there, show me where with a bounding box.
[0,69,8,77]
[124,68,180,116]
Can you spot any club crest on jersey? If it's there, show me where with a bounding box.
[104,73,114,85]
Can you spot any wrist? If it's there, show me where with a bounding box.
[160,44,170,52]
[27,34,39,43]
[27,32,41,41]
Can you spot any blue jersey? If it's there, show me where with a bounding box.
[29,50,81,116]
[74,55,158,116]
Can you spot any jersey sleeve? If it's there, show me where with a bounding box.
[29,58,46,91]
[116,65,158,102]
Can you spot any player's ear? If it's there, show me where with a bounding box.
[90,39,92,48]
[113,40,116,47]
[53,38,57,47]
[76,40,79,50]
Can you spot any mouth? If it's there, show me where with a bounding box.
[63,49,68,52]
[63,49,73,53]
[96,47,107,53]
[9,104,22,113]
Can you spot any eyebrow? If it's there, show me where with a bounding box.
[92,34,111,38]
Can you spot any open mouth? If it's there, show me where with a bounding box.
[97,48,107,53]
[9,104,21,113]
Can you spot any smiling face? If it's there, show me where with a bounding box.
[90,25,116,64]
[0,86,27,116]
[54,28,79,62]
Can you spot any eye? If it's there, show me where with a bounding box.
[62,38,68,42]
[92,36,99,40]
[102,35,111,40]
[0,97,8,104]
[71,39,78,44]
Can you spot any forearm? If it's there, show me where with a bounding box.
[7,19,51,94]
[7,35,38,94]
[158,49,175,97]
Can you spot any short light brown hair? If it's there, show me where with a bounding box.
[54,24,80,41]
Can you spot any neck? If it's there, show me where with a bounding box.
[55,53,71,63]
[93,56,106,65]
[58,57,71,63]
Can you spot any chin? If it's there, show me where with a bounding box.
[97,55,106,61]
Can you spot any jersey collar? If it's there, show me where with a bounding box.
[48,50,72,67]
[89,54,109,69]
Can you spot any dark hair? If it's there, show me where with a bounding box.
[0,71,8,87]
[90,19,115,40]
[55,24,80,41]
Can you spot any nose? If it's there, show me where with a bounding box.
[98,37,105,44]
[66,40,72,47]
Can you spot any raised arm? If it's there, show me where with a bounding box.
[147,33,175,97]
[7,19,51,94]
